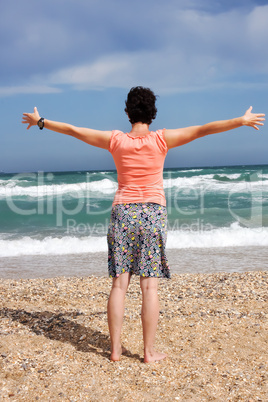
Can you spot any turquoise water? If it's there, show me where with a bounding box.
[0,164,268,258]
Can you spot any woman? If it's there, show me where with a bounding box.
[22,86,265,363]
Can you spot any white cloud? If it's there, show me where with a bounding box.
[1,2,268,96]
[48,55,135,88]
[43,2,268,94]
[0,85,61,97]
[45,49,216,93]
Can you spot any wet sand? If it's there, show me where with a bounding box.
[0,246,268,279]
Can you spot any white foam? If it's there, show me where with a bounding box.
[0,236,108,257]
[1,172,267,199]
[163,174,214,189]
[163,174,267,192]
[167,223,268,249]
[172,169,203,173]
[0,178,118,198]
[0,224,268,257]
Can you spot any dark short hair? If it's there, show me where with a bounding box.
[125,86,157,125]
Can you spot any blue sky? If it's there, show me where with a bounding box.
[0,0,267,173]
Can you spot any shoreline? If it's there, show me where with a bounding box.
[0,245,268,280]
[0,271,267,400]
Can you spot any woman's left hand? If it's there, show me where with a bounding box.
[243,106,265,130]
[22,107,40,130]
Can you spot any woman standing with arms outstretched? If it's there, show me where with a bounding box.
[22,86,265,362]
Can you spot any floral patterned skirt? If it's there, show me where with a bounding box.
[107,203,170,278]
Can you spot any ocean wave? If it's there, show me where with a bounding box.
[167,222,268,249]
[172,169,204,173]
[0,236,108,257]
[0,178,118,198]
[1,171,267,199]
[163,174,267,191]
[212,173,267,183]
[0,223,267,257]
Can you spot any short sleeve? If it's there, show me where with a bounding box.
[155,129,168,154]
[108,130,123,153]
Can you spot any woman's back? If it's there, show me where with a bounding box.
[109,129,168,206]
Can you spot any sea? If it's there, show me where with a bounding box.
[0,164,268,279]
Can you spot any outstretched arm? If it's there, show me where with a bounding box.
[164,107,265,149]
[22,107,112,150]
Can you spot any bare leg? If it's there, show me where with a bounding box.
[107,272,130,361]
[140,276,167,363]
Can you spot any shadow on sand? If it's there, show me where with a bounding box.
[0,308,141,361]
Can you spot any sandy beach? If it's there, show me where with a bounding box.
[0,271,267,401]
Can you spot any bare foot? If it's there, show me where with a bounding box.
[144,350,167,363]
[110,346,128,361]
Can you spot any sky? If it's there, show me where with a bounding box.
[0,0,267,173]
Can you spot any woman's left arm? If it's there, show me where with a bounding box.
[164,106,265,149]
[22,107,112,150]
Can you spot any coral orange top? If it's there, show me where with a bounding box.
[109,129,168,206]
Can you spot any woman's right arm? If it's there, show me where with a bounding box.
[164,106,265,149]
[22,107,112,150]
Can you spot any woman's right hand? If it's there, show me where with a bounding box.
[22,107,40,130]
[242,106,265,130]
